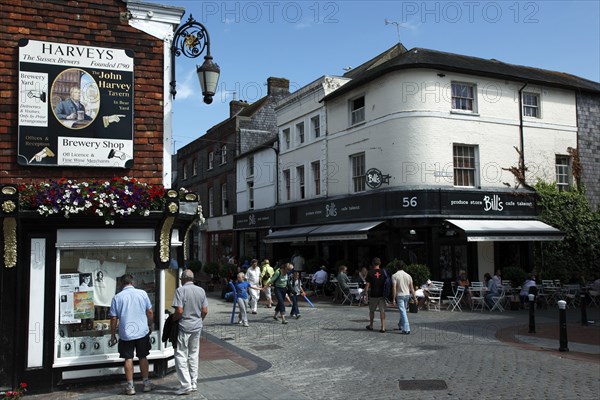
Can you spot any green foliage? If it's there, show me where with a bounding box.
[503,266,527,288]
[219,262,237,279]
[187,260,203,272]
[405,264,431,287]
[534,181,600,282]
[202,261,220,277]
[386,258,403,275]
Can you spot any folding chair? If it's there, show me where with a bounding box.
[471,287,486,312]
[447,286,465,312]
[427,285,443,312]
[340,283,356,305]
[490,288,506,312]
[563,284,580,309]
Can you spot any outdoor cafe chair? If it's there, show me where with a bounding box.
[490,287,506,312]
[427,284,443,312]
[447,285,465,312]
[470,286,487,312]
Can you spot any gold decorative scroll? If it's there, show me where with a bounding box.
[3,217,17,268]
[159,216,175,263]
[182,218,198,262]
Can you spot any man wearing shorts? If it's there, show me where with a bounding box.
[109,274,154,395]
[364,257,388,333]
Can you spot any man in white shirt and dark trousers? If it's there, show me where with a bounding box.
[172,269,209,395]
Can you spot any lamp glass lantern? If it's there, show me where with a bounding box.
[170,14,220,104]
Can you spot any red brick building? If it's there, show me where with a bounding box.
[0,0,203,393]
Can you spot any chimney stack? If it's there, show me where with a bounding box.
[267,77,290,96]
[230,100,249,117]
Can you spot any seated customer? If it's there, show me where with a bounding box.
[312,266,328,294]
[415,280,432,310]
[456,270,472,307]
[337,265,351,300]
[519,274,537,305]
[484,272,499,309]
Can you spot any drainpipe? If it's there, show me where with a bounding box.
[518,82,528,181]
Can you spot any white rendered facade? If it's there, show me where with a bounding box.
[325,68,577,196]
[276,76,350,204]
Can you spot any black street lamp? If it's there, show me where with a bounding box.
[170,14,220,104]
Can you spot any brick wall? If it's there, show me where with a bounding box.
[577,91,600,210]
[0,0,165,186]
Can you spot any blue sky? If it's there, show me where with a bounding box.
[147,0,600,150]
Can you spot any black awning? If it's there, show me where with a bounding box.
[264,221,384,243]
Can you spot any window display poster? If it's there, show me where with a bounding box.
[59,273,81,324]
[17,39,134,168]
[73,291,94,320]
[78,258,126,307]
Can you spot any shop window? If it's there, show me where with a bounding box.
[55,236,168,363]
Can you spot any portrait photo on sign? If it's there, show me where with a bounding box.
[51,68,99,129]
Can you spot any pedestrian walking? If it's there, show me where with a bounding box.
[246,259,262,314]
[172,269,209,395]
[391,261,415,334]
[289,270,305,318]
[261,259,274,308]
[364,257,387,333]
[265,263,293,324]
[233,272,261,326]
[108,274,154,395]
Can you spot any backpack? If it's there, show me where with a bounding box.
[383,269,392,300]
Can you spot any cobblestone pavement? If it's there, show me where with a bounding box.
[27,294,600,400]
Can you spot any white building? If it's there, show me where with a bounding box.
[263,45,598,282]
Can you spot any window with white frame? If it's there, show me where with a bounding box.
[283,169,291,201]
[208,151,214,170]
[453,144,478,187]
[247,181,254,209]
[182,162,187,180]
[451,83,476,112]
[297,166,305,199]
[350,96,365,125]
[296,122,305,144]
[247,156,254,179]
[220,145,227,165]
[208,187,214,217]
[311,161,321,196]
[192,159,198,176]
[311,115,321,138]
[283,128,290,150]
[523,92,540,118]
[351,153,366,193]
[556,155,571,191]
[221,183,228,214]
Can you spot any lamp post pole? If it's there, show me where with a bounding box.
[170,14,220,104]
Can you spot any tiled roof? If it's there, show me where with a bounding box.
[324,47,600,101]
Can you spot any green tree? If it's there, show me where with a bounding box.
[534,181,600,282]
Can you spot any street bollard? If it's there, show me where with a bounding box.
[528,294,536,333]
[557,300,569,352]
[580,294,588,326]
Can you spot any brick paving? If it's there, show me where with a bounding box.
[24,293,600,400]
